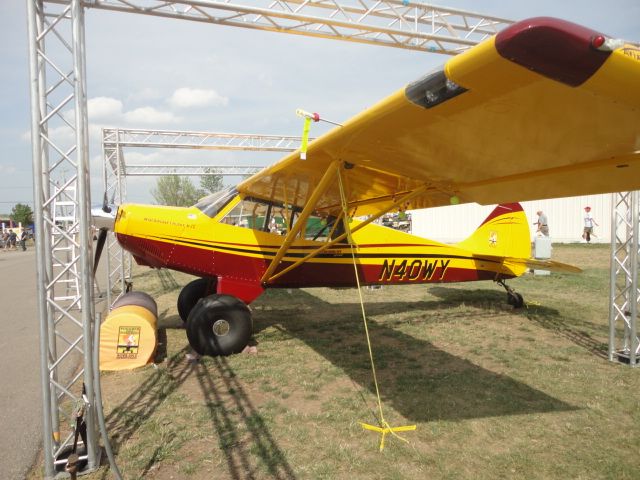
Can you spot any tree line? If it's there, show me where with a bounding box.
[151,168,226,206]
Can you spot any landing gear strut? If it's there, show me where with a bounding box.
[495,278,524,309]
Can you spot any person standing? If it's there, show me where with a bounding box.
[582,206,598,243]
[535,210,549,236]
[20,229,27,251]
[8,229,17,250]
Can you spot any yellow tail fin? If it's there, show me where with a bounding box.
[456,203,531,259]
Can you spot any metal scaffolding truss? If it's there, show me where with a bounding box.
[25,0,638,478]
[101,127,294,306]
[75,0,514,55]
[102,134,129,309]
[609,191,640,366]
[122,164,264,175]
[27,1,99,476]
[103,128,313,153]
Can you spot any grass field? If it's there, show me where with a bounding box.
[33,243,640,479]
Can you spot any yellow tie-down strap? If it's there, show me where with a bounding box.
[361,422,417,452]
[336,167,417,452]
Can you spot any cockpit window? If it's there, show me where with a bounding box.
[194,187,237,218]
[221,194,344,241]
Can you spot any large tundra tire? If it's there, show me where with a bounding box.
[186,294,252,356]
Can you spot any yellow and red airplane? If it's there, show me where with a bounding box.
[99,17,640,357]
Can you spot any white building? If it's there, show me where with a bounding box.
[410,194,611,244]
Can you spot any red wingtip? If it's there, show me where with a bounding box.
[495,17,612,86]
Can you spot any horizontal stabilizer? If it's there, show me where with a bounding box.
[503,257,582,274]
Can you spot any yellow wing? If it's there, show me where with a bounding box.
[239,17,640,217]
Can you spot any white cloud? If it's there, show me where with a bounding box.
[88,95,182,126]
[123,107,180,125]
[168,87,229,108]
[88,97,123,119]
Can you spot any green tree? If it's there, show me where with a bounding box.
[10,203,33,226]
[200,168,224,194]
[151,175,200,207]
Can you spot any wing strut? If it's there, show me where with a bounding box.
[260,160,340,284]
[263,167,430,284]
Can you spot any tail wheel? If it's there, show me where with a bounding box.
[177,277,217,322]
[186,294,252,356]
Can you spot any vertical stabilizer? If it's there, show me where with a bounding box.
[456,203,531,259]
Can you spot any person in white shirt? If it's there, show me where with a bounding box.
[535,210,549,236]
[582,206,598,243]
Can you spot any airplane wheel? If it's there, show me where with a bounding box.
[177,277,217,322]
[507,292,524,309]
[186,294,252,356]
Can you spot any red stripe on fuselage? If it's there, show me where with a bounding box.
[117,233,506,290]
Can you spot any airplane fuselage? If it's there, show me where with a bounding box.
[114,194,527,304]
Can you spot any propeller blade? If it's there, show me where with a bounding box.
[102,190,112,213]
[93,227,108,278]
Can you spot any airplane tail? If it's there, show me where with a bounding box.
[456,203,531,259]
[456,203,582,275]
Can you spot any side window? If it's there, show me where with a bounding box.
[303,214,344,241]
[222,198,269,230]
[222,196,343,241]
[304,215,326,240]
[268,207,289,235]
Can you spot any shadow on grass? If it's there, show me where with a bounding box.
[154,268,180,291]
[524,308,608,360]
[254,288,577,423]
[104,347,194,465]
[429,287,608,359]
[196,357,296,480]
[103,345,295,479]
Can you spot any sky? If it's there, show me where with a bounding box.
[1,1,638,212]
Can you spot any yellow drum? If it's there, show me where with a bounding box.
[99,294,158,371]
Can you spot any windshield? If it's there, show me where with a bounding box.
[194,186,237,218]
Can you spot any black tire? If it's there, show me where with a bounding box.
[177,277,217,322]
[112,291,158,317]
[186,294,252,356]
[507,292,524,309]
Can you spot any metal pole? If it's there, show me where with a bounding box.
[630,191,639,365]
[117,142,127,297]
[102,130,112,308]
[609,193,617,361]
[27,1,55,477]
[71,0,99,467]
